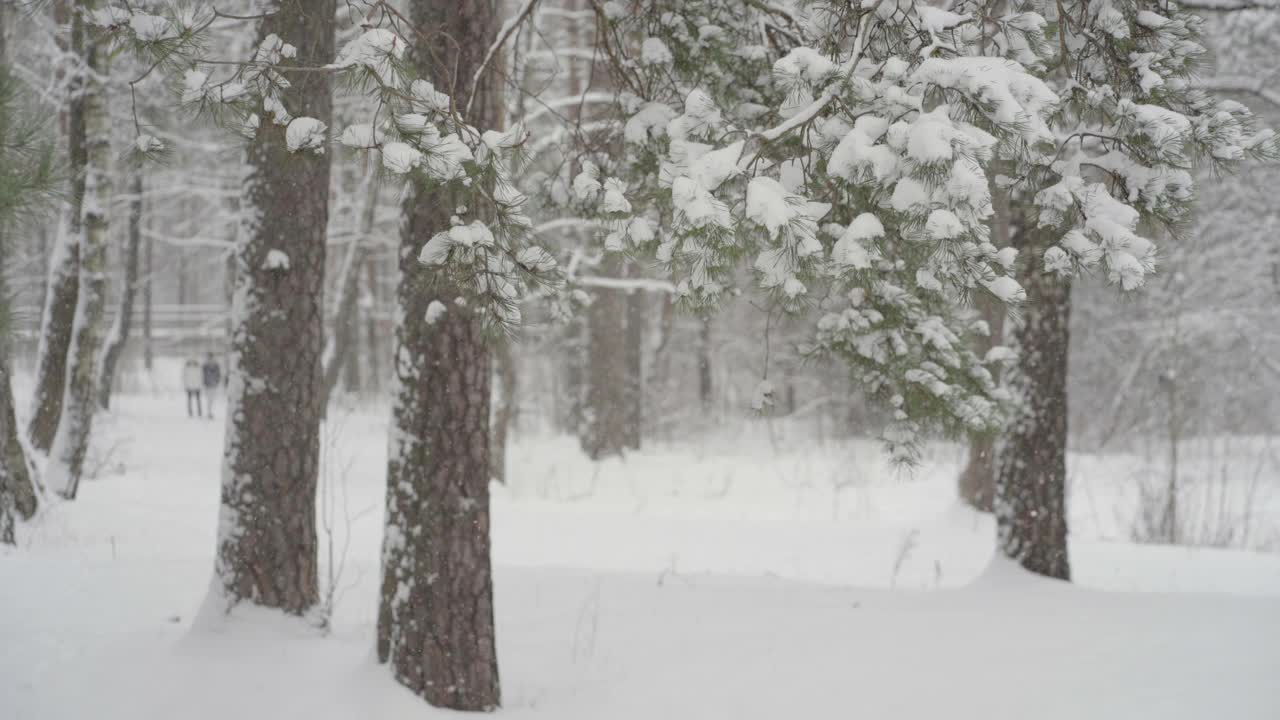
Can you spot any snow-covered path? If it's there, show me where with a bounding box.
[3,395,1279,719]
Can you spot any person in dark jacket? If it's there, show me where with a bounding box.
[202,352,222,420]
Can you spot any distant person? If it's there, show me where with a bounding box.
[182,358,203,418]
[202,352,222,420]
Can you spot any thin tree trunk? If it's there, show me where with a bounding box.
[958,292,1005,511]
[580,253,629,458]
[640,292,676,436]
[27,4,85,453]
[0,354,37,544]
[0,3,37,544]
[210,0,334,615]
[491,339,516,483]
[142,220,152,371]
[363,255,381,393]
[0,251,38,537]
[97,170,143,410]
[959,176,1010,511]
[560,312,586,433]
[1161,367,1180,544]
[177,243,188,305]
[556,0,587,436]
[377,0,501,710]
[341,320,360,392]
[698,316,713,415]
[322,162,379,405]
[996,221,1072,580]
[223,185,239,346]
[46,32,109,500]
[621,263,644,449]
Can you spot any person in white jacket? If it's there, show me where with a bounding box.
[182,358,203,418]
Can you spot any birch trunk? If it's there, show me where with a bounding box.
[96,170,143,410]
[27,3,83,453]
[45,31,109,500]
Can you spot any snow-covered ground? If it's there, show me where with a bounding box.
[3,392,1279,719]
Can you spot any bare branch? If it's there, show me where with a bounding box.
[466,0,541,117]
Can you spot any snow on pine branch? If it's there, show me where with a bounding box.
[559,0,1275,463]
[561,0,1048,461]
[90,8,565,333]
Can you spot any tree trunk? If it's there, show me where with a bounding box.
[363,255,381,393]
[97,170,143,410]
[958,293,1005,512]
[341,320,361,392]
[0,4,36,543]
[377,0,501,710]
[0,251,38,540]
[580,254,629,459]
[623,265,644,450]
[27,5,85,453]
[45,27,109,500]
[322,163,379,405]
[559,313,587,433]
[959,176,1010,511]
[210,0,334,614]
[698,316,713,415]
[0,4,38,544]
[1,357,36,526]
[0,353,37,544]
[142,225,152,371]
[995,222,1072,580]
[177,243,188,305]
[491,339,516,483]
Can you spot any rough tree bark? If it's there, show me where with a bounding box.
[210,0,334,614]
[45,34,109,500]
[995,221,1072,581]
[376,0,502,711]
[96,170,143,410]
[28,2,84,453]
